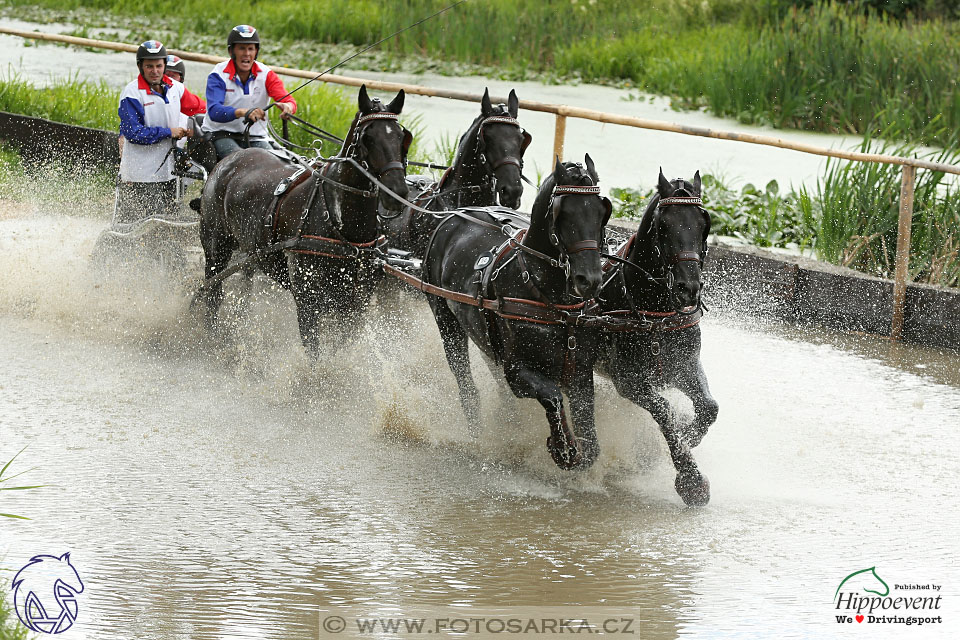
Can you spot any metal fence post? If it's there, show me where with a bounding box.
[891,164,916,341]
[553,114,567,164]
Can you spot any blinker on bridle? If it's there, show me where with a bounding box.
[547,184,610,279]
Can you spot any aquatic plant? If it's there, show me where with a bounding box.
[0,447,43,520]
[612,157,960,289]
[610,174,818,251]
[0,576,34,640]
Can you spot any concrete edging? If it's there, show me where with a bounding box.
[702,241,960,350]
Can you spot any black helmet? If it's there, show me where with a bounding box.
[227,25,260,49]
[165,55,186,81]
[136,40,167,62]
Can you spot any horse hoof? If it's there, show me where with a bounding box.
[676,470,710,506]
[546,435,582,471]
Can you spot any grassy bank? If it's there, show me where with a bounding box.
[2,1,959,145]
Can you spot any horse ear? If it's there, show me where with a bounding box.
[584,153,598,183]
[481,88,493,116]
[507,89,519,118]
[658,167,671,197]
[554,156,567,183]
[358,84,373,114]
[386,89,405,114]
[692,170,702,195]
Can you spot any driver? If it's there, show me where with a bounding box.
[202,25,296,159]
[117,40,206,223]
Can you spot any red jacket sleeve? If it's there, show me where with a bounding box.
[264,70,297,114]
[180,88,206,116]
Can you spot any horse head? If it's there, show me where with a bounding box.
[529,154,611,299]
[637,169,711,310]
[471,88,529,208]
[345,85,411,213]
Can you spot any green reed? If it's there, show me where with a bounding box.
[697,2,960,146]
[815,130,960,287]
[0,578,33,640]
[3,1,958,144]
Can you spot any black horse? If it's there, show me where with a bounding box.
[425,156,612,469]
[383,88,530,259]
[596,170,718,506]
[198,85,410,354]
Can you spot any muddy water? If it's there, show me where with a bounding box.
[1,196,958,639]
[1,17,959,639]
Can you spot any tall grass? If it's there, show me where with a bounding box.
[816,132,960,287]
[698,2,960,144]
[0,72,118,129]
[4,1,957,145]
[0,579,32,640]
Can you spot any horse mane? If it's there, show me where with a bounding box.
[336,111,363,158]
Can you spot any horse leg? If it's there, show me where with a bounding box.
[503,364,582,471]
[260,252,292,291]
[616,378,710,506]
[198,227,233,329]
[292,291,323,357]
[428,297,482,435]
[566,372,599,469]
[674,358,719,449]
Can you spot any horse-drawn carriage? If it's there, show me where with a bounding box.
[92,84,718,506]
[90,114,213,275]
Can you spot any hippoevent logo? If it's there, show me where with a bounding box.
[834,566,943,626]
[12,553,84,634]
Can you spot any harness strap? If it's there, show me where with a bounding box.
[266,167,315,238]
[598,308,703,332]
[288,233,387,259]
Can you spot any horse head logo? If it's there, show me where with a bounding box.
[12,553,84,634]
[835,566,889,600]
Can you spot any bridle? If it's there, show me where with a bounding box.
[648,189,711,292]
[344,109,412,182]
[546,181,612,276]
[604,183,711,315]
[474,111,533,189]
[476,113,532,177]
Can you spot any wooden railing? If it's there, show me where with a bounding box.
[2,26,958,340]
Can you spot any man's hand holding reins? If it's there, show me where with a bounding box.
[276,101,294,120]
[170,127,193,140]
[236,107,266,123]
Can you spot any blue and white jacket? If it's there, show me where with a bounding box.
[202,60,297,139]
[118,75,206,182]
